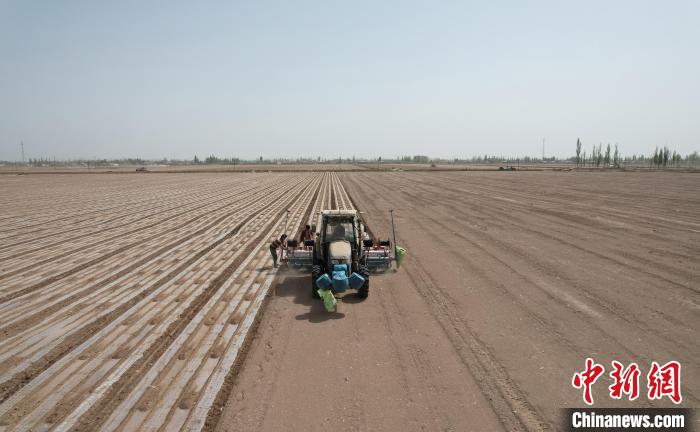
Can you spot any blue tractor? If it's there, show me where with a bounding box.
[287,209,395,300]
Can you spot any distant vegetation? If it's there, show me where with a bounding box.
[2,142,698,170]
[571,139,696,169]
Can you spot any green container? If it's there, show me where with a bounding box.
[317,288,337,312]
[395,246,407,268]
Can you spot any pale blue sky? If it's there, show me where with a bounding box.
[1,1,698,161]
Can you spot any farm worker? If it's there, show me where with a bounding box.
[269,234,287,268]
[299,225,313,243]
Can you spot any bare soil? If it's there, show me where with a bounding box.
[0,171,697,431]
[216,171,699,431]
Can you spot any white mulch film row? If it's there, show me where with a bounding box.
[0,172,351,431]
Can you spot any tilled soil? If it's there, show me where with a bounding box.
[217,171,699,431]
[0,172,338,431]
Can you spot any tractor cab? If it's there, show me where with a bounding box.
[324,220,354,242]
[320,210,360,242]
[316,210,362,265]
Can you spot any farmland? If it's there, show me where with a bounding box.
[0,171,698,431]
[0,172,345,431]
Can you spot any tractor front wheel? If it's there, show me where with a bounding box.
[311,265,322,299]
[357,266,369,299]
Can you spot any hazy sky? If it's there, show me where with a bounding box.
[1,1,698,161]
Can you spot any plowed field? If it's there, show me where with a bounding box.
[0,172,341,431]
[217,171,699,431]
[1,171,698,431]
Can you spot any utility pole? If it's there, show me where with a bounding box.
[21,141,25,164]
[542,138,545,161]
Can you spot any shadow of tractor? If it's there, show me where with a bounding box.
[274,268,371,323]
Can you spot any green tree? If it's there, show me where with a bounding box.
[194,155,200,164]
[613,144,620,168]
[575,138,582,167]
[604,144,611,167]
[413,155,429,164]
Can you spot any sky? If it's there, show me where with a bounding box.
[1,0,698,161]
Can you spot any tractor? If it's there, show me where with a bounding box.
[286,209,398,300]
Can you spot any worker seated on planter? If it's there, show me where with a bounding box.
[299,224,313,243]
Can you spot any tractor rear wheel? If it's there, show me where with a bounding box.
[311,265,322,299]
[357,266,369,299]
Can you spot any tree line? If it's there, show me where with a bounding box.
[575,138,695,168]
[4,146,698,169]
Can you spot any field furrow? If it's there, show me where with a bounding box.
[0,172,325,432]
[2,170,698,432]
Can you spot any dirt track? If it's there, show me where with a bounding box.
[217,171,699,431]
